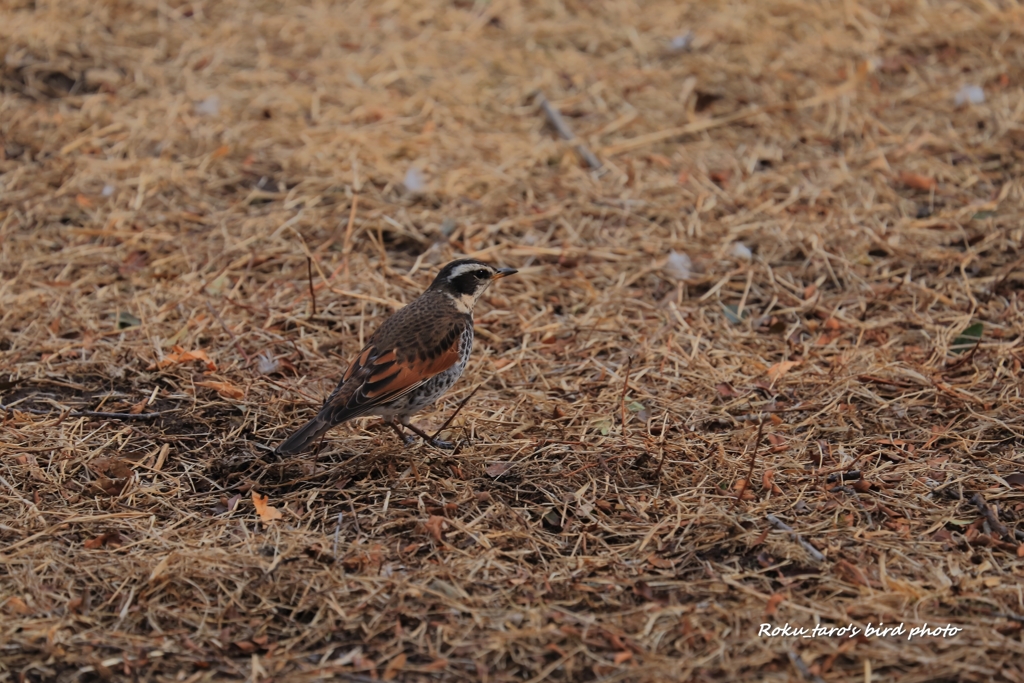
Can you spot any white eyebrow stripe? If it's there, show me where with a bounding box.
[447,263,489,279]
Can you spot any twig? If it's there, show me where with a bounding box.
[333,512,344,557]
[619,355,633,436]
[431,384,482,441]
[537,94,603,171]
[307,256,317,317]
[0,402,173,421]
[767,514,826,563]
[342,194,359,281]
[788,651,827,683]
[944,336,981,372]
[971,492,1012,541]
[733,420,765,508]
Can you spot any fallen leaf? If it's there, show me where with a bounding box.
[382,653,407,681]
[762,469,784,494]
[765,593,785,616]
[633,580,656,602]
[1005,473,1024,489]
[129,397,148,414]
[117,311,141,329]
[613,651,633,664]
[4,597,31,615]
[149,345,217,372]
[84,532,122,549]
[485,461,514,477]
[767,360,800,382]
[118,250,149,277]
[646,553,675,569]
[195,380,244,400]
[424,515,446,542]
[898,171,937,191]
[252,491,283,523]
[716,382,739,398]
[731,479,756,500]
[951,322,983,354]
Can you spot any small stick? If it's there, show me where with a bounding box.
[944,336,981,372]
[788,651,827,683]
[767,514,826,563]
[654,412,670,479]
[537,94,603,171]
[431,384,482,441]
[971,492,1011,541]
[333,512,344,557]
[733,420,765,508]
[307,256,317,317]
[0,402,172,421]
[342,194,360,281]
[619,356,633,436]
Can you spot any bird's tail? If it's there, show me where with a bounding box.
[275,412,334,455]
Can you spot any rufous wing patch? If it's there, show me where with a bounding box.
[363,344,459,400]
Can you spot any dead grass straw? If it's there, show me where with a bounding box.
[2,0,1024,681]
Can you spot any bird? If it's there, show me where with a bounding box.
[274,258,517,455]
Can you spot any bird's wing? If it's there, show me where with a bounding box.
[319,308,468,424]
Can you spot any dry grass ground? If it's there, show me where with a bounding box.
[2,0,1024,680]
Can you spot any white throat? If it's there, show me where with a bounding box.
[449,291,478,314]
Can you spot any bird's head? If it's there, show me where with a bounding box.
[430,258,517,312]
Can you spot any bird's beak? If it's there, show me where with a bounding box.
[492,268,518,279]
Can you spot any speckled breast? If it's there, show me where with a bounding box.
[386,325,474,418]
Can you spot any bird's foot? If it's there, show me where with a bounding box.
[399,422,459,450]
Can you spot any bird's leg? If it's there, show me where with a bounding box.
[385,420,417,446]
[401,421,455,450]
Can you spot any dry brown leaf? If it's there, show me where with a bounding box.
[485,461,514,477]
[765,593,785,616]
[148,345,217,372]
[898,170,937,191]
[716,382,739,398]
[382,653,407,681]
[83,532,122,549]
[767,360,800,382]
[424,515,446,542]
[195,380,244,400]
[4,597,31,615]
[252,491,283,523]
[646,553,675,569]
[1004,473,1024,489]
[613,651,633,664]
